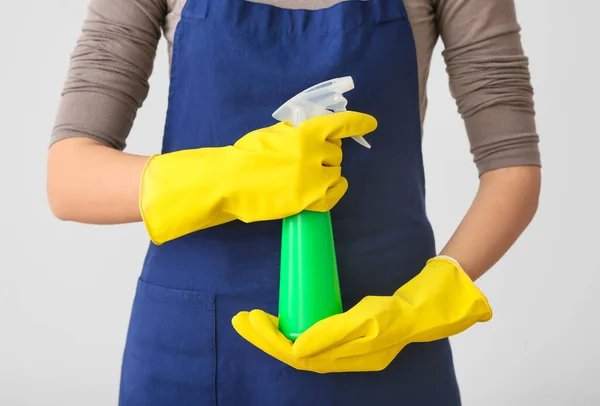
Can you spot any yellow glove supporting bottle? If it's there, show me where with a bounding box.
[232,256,492,373]
[138,111,378,245]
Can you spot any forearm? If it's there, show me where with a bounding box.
[47,137,149,224]
[439,166,541,281]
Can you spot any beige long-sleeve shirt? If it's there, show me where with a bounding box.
[51,0,540,175]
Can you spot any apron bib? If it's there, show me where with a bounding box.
[119,0,461,404]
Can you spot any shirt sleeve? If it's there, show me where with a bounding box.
[435,0,541,175]
[50,0,167,150]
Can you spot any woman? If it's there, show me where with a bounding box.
[47,0,541,404]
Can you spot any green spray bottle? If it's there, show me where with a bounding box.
[272,77,371,341]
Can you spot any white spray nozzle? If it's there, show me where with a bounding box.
[272,76,371,149]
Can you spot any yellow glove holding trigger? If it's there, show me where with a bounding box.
[139,111,378,245]
[232,256,492,373]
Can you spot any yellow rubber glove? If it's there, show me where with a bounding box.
[231,309,364,374]
[139,112,377,244]
[232,256,492,373]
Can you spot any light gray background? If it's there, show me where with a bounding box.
[1,0,599,405]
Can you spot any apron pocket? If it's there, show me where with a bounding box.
[215,294,304,405]
[119,278,216,406]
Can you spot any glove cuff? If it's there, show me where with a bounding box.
[429,256,493,322]
[433,255,463,270]
[138,148,236,245]
[395,255,493,323]
[139,154,162,245]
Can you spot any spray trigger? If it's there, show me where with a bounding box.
[272,76,371,148]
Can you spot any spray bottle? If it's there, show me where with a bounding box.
[272,77,370,341]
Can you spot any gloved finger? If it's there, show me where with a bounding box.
[299,111,378,142]
[320,140,343,167]
[299,323,411,360]
[234,121,296,151]
[247,310,296,357]
[328,137,343,148]
[232,311,298,369]
[305,176,348,212]
[231,311,282,357]
[310,343,405,373]
[292,311,373,358]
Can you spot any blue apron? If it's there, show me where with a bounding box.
[119,0,461,404]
